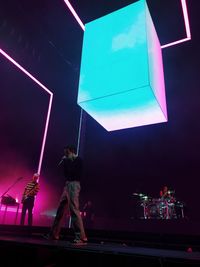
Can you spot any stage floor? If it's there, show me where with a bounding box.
[0,225,200,266]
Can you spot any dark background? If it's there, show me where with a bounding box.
[0,0,200,232]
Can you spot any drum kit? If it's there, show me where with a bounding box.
[132,191,185,219]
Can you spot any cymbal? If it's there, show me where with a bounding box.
[167,190,175,194]
[132,193,145,197]
[140,195,149,200]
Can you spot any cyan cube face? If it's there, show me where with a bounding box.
[78,0,167,131]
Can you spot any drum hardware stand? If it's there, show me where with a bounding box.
[143,202,148,219]
[178,203,185,218]
[140,197,149,219]
[165,201,170,219]
[181,206,184,218]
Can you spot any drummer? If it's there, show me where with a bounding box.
[160,186,175,201]
[159,186,171,199]
[159,185,176,219]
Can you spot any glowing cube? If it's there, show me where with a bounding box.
[77,0,167,131]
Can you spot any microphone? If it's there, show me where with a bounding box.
[58,156,66,166]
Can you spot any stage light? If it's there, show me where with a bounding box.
[63,0,191,132]
[77,0,167,131]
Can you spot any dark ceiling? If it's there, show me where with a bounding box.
[0,0,195,83]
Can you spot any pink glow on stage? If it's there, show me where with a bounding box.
[0,206,21,213]
[0,175,60,226]
[63,0,85,31]
[0,48,53,175]
[161,0,191,49]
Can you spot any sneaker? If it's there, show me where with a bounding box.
[43,233,59,240]
[72,238,88,245]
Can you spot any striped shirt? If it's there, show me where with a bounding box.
[22,181,39,201]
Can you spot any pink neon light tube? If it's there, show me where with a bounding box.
[63,0,191,49]
[63,0,85,31]
[161,0,191,49]
[0,48,53,175]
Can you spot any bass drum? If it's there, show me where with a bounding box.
[175,201,185,218]
[157,199,170,219]
[146,203,160,219]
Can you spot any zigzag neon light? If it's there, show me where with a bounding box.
[64,0,191,48]
[63,0,85,31]
[0,48,53,175]
[161,0,191,48]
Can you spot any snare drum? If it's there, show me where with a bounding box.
[148,198,168,219]
[146,201,160,219]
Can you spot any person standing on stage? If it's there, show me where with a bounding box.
[47,145,87,244]
[20,173,40,226]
